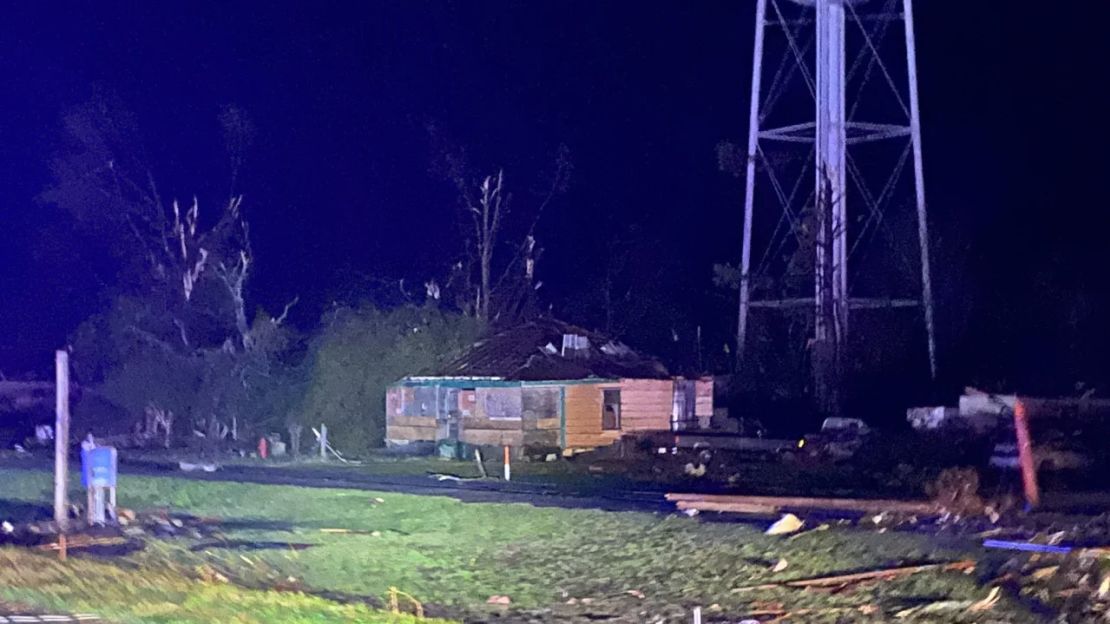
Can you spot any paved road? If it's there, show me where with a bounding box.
[0,456,673,514]
[131,459,676,513]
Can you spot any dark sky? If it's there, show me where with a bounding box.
[2,2,1109,391]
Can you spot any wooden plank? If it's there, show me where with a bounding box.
[388,415,437,428]
[523,430,559,446]
[565,435,619,448]
[676,500,777,514]
[459,429,524,446]
[665,493,938,515]
[461,417,521,431]
[385,425,437,441]
[523,417,560,431]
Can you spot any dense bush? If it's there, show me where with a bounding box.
[292,305,480,455]
[70,296,305,444]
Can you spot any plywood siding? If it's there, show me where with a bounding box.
[386,387,437,442]
[386,424,437,441]
[386,387,401,419]
[522,429,559,447]
[460,387,526,446]
[522,387,560,420]
[619,379,673,432]
[460,417,520,431]
[695,378,714,417]
[458,429,524,446]
[564,383,620,448]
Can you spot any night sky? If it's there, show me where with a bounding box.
[2,2,1108,394]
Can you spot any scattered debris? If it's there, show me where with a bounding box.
[770,558,789,573]
[786,523,830,541]
[927,467,985,516]
[486,595,512,605]
[178,461,219,473]
[732,560,976,592]
[683,463,706,478]
[765,514,804,536]
[895,586,1000,618]
[430,473,469,482]
[319,528,381,536]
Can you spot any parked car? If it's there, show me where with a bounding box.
[795,417,872,461]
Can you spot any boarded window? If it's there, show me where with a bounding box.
[440,388,460,418]
[602,389,621,430]
[672,380,697,431]
[485,391,521,420]
[414,387,437,417]
[522,387,559,420]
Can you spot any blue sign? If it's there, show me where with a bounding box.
[81,447,117,488]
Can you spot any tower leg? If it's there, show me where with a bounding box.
[814,0,847,415]
[903,0,938,379]
[737,0,768,370]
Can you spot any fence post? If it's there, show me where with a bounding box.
[320,423,328,461]
[502,445,511,481]
[54,350,70,530]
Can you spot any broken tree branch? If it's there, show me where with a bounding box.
[731,560,975,593]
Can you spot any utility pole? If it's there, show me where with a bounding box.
[54,350,70,530]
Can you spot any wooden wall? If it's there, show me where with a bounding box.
[459,387,524,446]
[618,379,673,432]
[564,383,620,448]
[695,378,714,429]
[387,377,708,449]
[385,386,436,443]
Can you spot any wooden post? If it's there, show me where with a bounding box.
[474,448,487,478]
[320,423,328,461]
[1013,399,1040,509]
[502,445,511,481]
[54,350,70,530]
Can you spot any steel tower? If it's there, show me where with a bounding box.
[736,0,935,412]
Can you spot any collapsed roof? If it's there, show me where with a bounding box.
[434,319,670,381]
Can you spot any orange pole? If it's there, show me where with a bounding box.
[1013,399,1040,509]
[502,445,511,481]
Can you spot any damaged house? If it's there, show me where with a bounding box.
[385,320,712,452]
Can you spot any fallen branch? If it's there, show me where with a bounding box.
[731,560,976,593]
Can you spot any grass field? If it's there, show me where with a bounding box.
[0,467,1040,622]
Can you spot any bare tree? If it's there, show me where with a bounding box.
[46,93,295,444]
[430,130,571,323]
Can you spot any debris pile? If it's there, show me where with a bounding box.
[0,509,225,553]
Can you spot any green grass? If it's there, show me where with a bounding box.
[0,549,443,624]
[0,467,1040,622]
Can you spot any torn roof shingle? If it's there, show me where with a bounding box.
[434,319,670,381]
